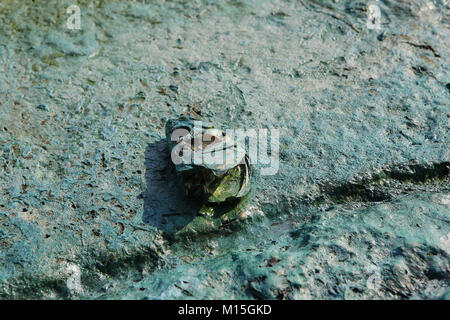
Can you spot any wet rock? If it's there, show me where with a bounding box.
[0,0,448,299]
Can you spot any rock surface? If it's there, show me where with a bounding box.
[0,0,448,299]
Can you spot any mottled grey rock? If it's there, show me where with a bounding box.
[0,0,448,299]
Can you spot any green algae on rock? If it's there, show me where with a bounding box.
[0,0,449,300]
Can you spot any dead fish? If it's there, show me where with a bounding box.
[165,116,252,207]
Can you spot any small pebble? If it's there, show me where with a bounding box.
[169,84,179,93]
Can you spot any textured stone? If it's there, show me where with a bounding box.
[0,0,448,299]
